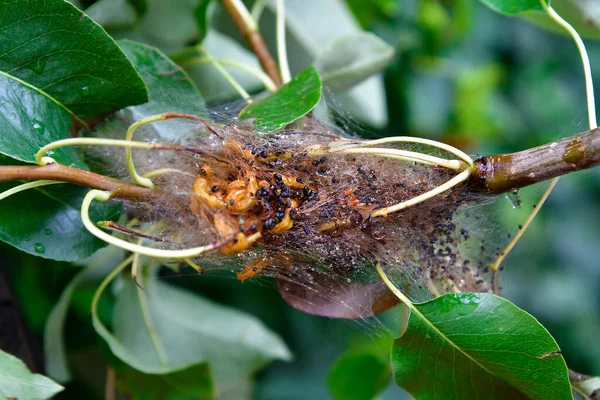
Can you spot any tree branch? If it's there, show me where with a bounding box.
[471,127,600,193]
[221,0,283,87]
[2,128,599,201]
[0,163,156,201]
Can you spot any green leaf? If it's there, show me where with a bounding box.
[327,350,391,400]
[116,363,213,400]
[0,349,64,400]
[88,39,204,143]
[0,76,82,167]
[0,0,147,118]
[0,0,147,164]
[239,66,322,133]
[392,293,572,400]
[0,183,120,261]
[194,0,213,42]
[526,0,600,40]
[479,0,600,40]
[93,271,291,394]
[118,39,205,133]
[44,247,125,382]
[478,0,544,14]
[315,32,395,92]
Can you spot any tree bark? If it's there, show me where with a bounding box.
[470,127,600,193]
[0,162,156,201]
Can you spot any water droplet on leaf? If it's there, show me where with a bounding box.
[32,119,45,135]
[44,229,52,236]
[34,243,45,254]
[504,189,521,209]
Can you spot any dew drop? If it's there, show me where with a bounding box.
[34,243,46,254]
[504,189,521,209]
[32,119,45,135]
[44,228,52,236]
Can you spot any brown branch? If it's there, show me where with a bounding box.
[221,0,283,87]
[471,127,600,193]
[0,163,156,201]
[2,128,599,201]
[105,367,115,400]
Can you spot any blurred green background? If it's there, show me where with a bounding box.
[2,0,600,398]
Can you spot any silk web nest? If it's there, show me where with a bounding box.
[70,105,513,320]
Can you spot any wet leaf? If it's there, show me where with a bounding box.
[0,349,64,400]
[392,293,572,400]
[0,75,82,167]
[315,32,395,92]
[93,271,291,394]
[0,183,120,261]
[116,363,213,400]
[0,0,147,118]
[0,0,147,164]
[327,350,391,400]
[239,66,322,133]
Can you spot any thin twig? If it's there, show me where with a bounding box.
[221,0,283,87]
[105,367,115,400]
[0,163,156,201]
[98,221,170,243]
